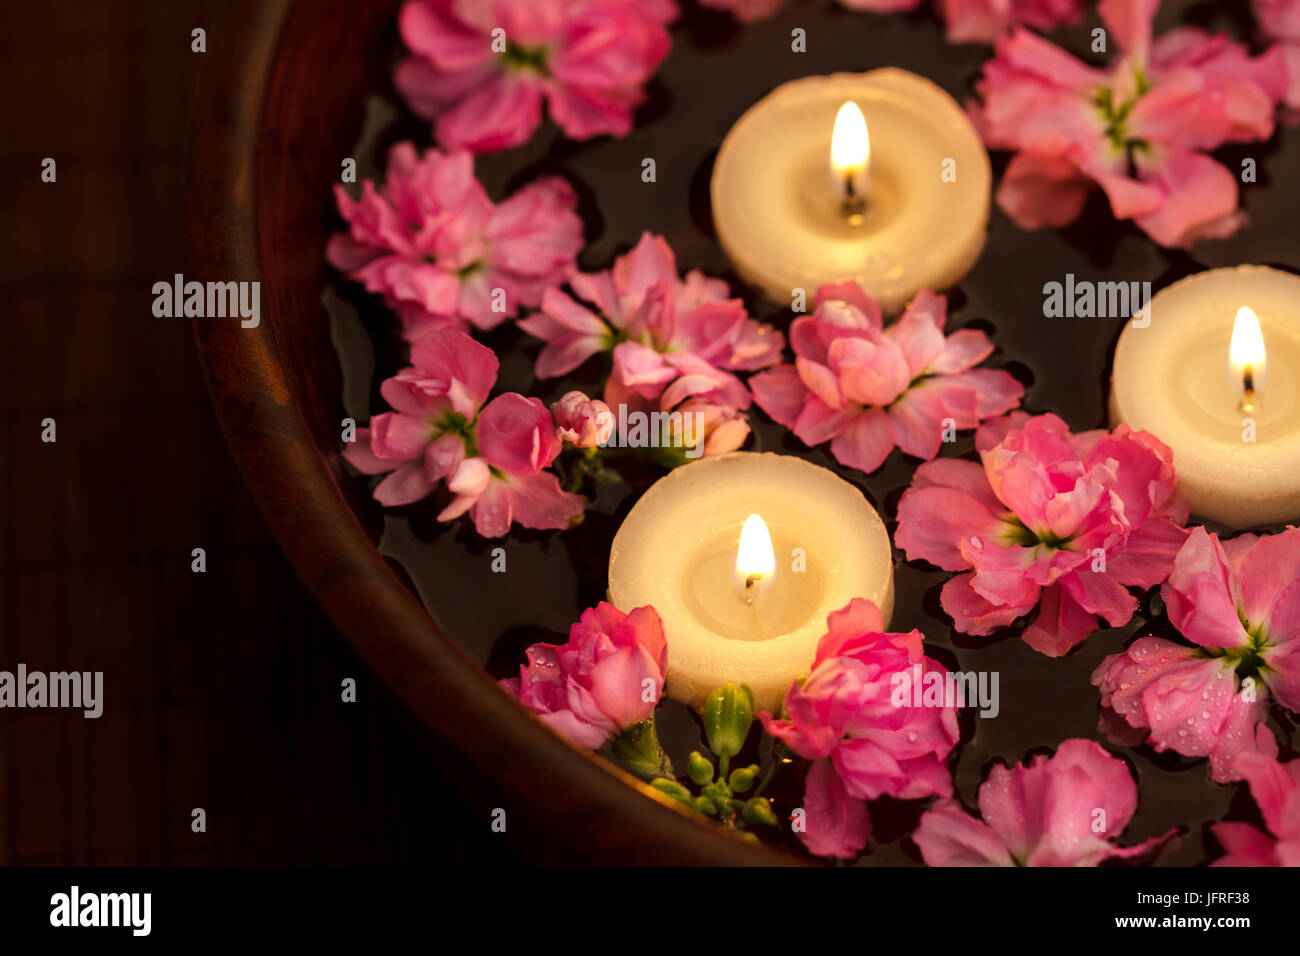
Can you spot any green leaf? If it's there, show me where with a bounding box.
[650,778,692,805]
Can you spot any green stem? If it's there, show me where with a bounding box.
[607,715,673,781]
[754,742,789,797]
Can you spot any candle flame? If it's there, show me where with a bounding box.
[1229,306,1267,404]
[829,102,870,218]
[830,102,869,174]
[736,513,776,596]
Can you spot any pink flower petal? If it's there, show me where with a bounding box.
[828,407,896,474]
[1235,528,1300,643]
[928,328,995,375]
[995,151,1093,230]
[888,385,960,460]
[373,462,438,506]
[1134,149,1245,248]
[798,758,873,859]
[896,485,1005,572]
[1162,527,1251,650]
[750,365,809,429]
[1020,582,1099,656]
[1062,568,1139,628]
[941,571,1038,636]
[477,392,561,474]
[915,799,1015,866]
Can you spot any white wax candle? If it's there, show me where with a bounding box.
[608,453,894,712]
[1109,265,1300,529]
[710,69,990,314]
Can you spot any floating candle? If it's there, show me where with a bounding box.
[1109,265,1300,529]
[710,69,990,314]
[607,453,894,712]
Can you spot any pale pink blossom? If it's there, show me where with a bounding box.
[972,0,1288,246]
[551,390,614,447]
[698,0,787,21]
[519,232,783,380]
[749,282,1023,475]
[519,233,781,452]
[1211,752,1300,866]
[501,602,668,748]
[394,0,676,153]
[914,739,1174,866]
[1255,0,1300,110]
[342,327,585,536]
[841,0,1084,43]
[327,142,582,339]
[758,598,960,859]
[896,412,1189,656]
[1092,526,1300,781]
[668,399,751,459]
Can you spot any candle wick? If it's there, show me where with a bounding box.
[841,175,866,221]
[1240,365,1256,414]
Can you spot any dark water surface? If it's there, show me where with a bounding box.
[326,0,1298,864]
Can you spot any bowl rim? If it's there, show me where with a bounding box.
[184,0,796,865]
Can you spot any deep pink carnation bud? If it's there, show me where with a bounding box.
[757,598,959,859]
[500,602,668,749]
[552,391,614,447]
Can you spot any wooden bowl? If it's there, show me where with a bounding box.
[185,0,787,864]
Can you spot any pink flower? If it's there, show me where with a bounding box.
[552,390,614,447]
[500,602,668,748]
[327,142,582,340]
[758,598,960,859]
[343,327,585,536]
[1092,638,1275,783]
[972,0,1288,246]
[1256,0,1300,111]
[394,0,676,153]
[519,233,781,452]
[520,232,783,380]
[668,399,751,459]
[943,0,1085,42]
[698,0,787,21]
[1211,752,1300,866]
[842,0,1084,43]
[914,739,1174,866]
[749,282,1024,475]
[1092,526,1300,781]
[896,412,1189,656]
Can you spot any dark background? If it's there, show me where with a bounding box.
[2,0,516,866]
[5,0,1295,868]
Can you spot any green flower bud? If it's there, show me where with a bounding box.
[687,751,714,786]
[703,682,754,760]
[650,778,692,806]
[693,796,718,816]
[729,766,756,793]
[742,796,778,827]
